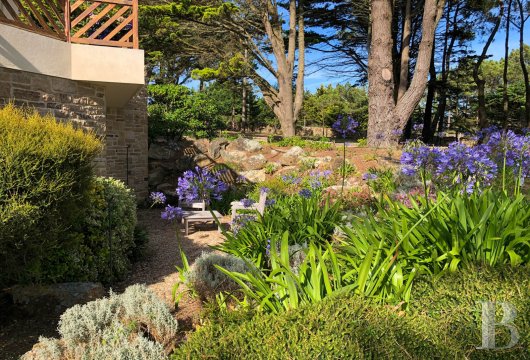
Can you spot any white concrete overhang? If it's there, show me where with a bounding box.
[0,23,144,107]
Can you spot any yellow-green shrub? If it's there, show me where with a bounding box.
[0,104,101,286]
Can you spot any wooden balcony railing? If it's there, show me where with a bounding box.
[0,0,138,48]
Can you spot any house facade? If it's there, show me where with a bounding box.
[0,0,148,198]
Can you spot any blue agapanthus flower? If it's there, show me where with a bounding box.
[241,198,255,208]
[332,115,359,139]
[299,189,312,199]
[231,214,257,236]
[149,191,166,205]
[177,166,228,205]
[161,205,183,221]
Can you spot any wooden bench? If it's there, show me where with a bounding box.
[181,210,222,236]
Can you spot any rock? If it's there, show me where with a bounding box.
[148,143,177,160]
[265,162,282,173]
[193,153,211,167]
[315,156,333,169]
[279,146,306,166]
[209,137,229,159]
[7,282,105,315]
[239,169,266,183]
[275,166,298,177]
[243,154,267,170]
[270,149,279,156]
[149,160,174,171]
[148,167,166,186]
[228,137,263,153]
[220,149,248,164]
[175,155,194,171]
[156,183,176,196]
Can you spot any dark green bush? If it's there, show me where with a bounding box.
[174,266,530,359]
[148,84,226,140]
[0,104,101,286]
[63,177,138,283]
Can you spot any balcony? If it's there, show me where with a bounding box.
[0,0,143,106]
[0,0,138,48]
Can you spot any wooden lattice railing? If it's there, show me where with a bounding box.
[0,0,138,48]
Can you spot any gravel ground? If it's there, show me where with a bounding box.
[115,208,228,332]
[0,208,228,359]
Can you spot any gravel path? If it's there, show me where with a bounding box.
[0,209,228,359]
[116,208,228,330]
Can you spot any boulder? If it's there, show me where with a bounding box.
[265,161,282,173]
[175,155,194,171]
[315,156,333,169]
[239,169,266,183]
[279,146,306,166]
[156,182,176,196]
[228,137,263,153]
[243,154,267,170]
[209,137,229,159]
[148,143,177,160]
[193,153,211,167]
[221,149,248,164]
[275,166,298,177]
[148,167,166,186]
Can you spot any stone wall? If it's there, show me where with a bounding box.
[0,67,148,199]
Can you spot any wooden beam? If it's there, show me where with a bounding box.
[132,0,137,48]
[72,3,115,38]
[102,13,132,41]
[71,2,101,28]
[87,5,127,39]
[70,36,134,47]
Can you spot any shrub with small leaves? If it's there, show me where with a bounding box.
[23,284,177,360]
[187,252,249,300]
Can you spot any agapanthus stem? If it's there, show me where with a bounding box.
[341,142,346,196]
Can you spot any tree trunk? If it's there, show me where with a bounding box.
[473,0,504,129]
[503,0,512,128]
[368,0,445,147]
[423,47,437,143]
[397,0,412,101]
[252,0,303,137]
[367,0,395,145]
[242,78,247,132]
[516,0,530,126]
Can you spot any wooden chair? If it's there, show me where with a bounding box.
[230,191,267,222]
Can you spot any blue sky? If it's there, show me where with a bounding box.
[188,24,529,94]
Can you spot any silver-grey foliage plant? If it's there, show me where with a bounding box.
[21,284,177,360]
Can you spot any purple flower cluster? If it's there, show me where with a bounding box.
[299,188,312,198]
[332,115,359,139]
[308,170,332,189]
[362,172,378,181]
[483,130,530,180]
[413,124,424,132]
[230,214,257,236]
[241,198,255,208]
[281,174,302,185]
[177,166,228,205]
[401,145,441,176]
[149,191,166,205]
[161,205,183,221]
[401,130,530,194]
[265,198,276,207]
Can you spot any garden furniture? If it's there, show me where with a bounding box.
[230,191,267,222]
[181,210,222,236]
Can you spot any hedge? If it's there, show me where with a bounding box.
[0,105,139,285]
[174,266,530,359]
[0,104,101,286]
